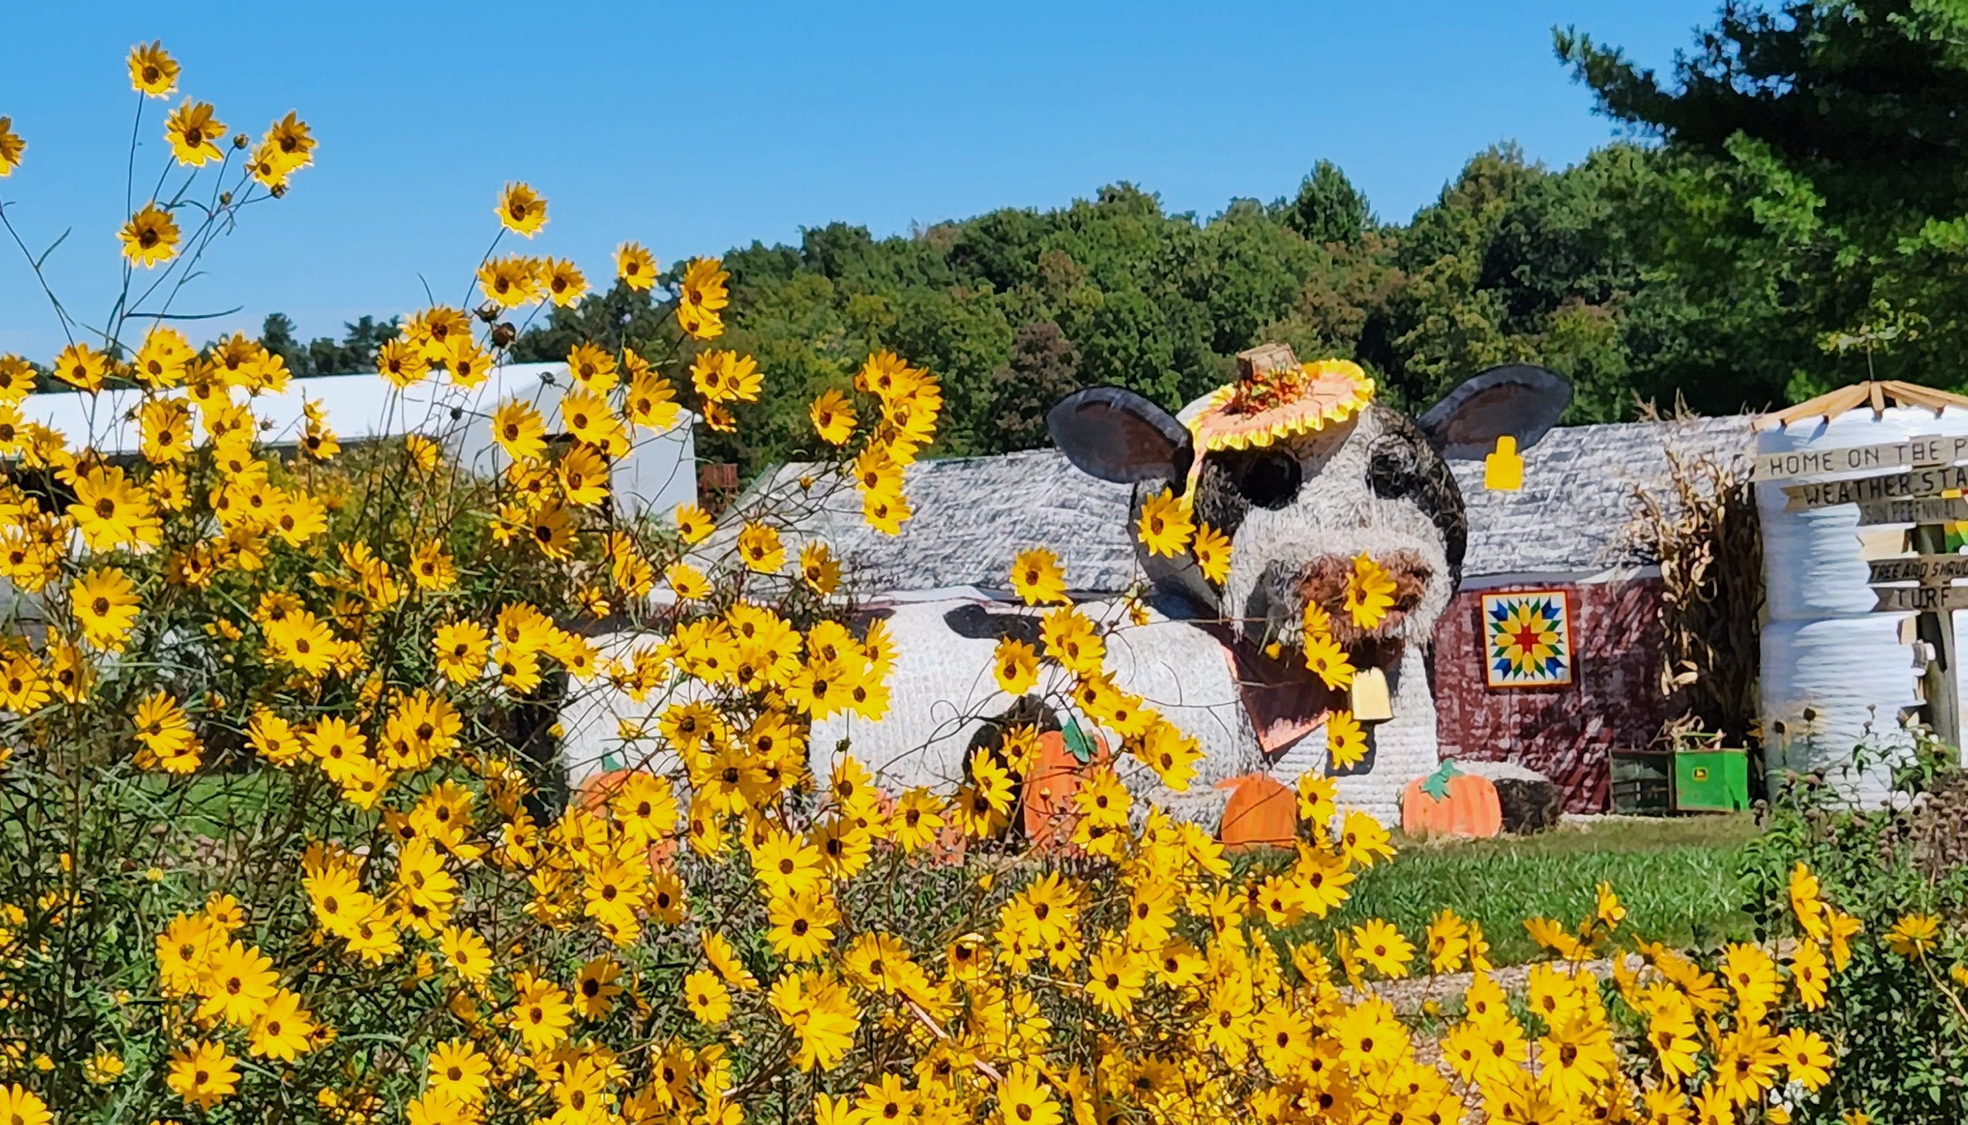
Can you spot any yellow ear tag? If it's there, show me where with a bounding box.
[1348,666,1392,723]
[1484,434,1523,492]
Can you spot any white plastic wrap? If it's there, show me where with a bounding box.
[1759,616,1919,807]
[1754,404,1968,803]
[1758,501,1892,621]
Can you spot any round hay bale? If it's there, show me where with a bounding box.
[1458,759,1562,834]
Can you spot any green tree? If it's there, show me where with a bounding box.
[1280,160,1374,245]
[1558,0,1968,408]
[253,313,400,377]
[509,281,675,362]
[985,321,1081,452]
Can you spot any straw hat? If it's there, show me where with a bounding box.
[1187,343,1375,456]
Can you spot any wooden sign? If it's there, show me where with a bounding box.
[1755,433,1968,482]
[1756,440,1916,482]
[1869,554,1968,585]
[1783,464,1968,511]
[1857,497,1968,525]
[1872,584,1968,613]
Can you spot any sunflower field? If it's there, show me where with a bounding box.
[0,43,1956,1125]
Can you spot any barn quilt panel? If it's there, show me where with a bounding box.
[1481,590,1574,688]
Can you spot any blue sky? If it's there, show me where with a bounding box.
[1,1,1715,360]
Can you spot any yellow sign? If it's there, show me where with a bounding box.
[1485,435,1523,492]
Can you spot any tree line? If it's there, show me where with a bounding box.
[256,1,1968,476]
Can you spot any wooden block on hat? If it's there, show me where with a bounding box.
[1235,342,1299,379]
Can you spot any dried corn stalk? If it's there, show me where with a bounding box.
[1629,445,1763,747]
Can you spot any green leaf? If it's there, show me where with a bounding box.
[1419,759,1462,801]
[1062,716,1093,765]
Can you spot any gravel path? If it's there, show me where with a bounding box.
[1348,953,1645,1017]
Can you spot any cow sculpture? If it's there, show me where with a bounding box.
[804,348,1569,831]
[560,346,1569,834]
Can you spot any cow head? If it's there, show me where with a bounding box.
[1048,353,1569,683]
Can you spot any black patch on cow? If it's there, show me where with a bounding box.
[1214,447,1303,510]
[1189,458,1254,551]
[1365,407,1467,579]
[942,603,1041,647]
[1169,441,1194,496]
[1351,635,1406,674]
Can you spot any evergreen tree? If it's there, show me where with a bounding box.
[1281,160,1374,245]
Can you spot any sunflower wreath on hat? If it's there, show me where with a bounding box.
[1188,357,1376,454]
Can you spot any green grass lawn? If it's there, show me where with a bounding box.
[117,764,1760,969]
[1277,814,1762,966]
[118,769,287,838]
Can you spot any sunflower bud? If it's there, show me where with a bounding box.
[232,132,249,149]
[492,322,517,349]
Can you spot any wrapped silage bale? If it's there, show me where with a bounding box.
[1758,617,1918,806]
[1755,400,1968,804]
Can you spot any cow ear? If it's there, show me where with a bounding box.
[1416,364,1572,459]
[1047,387,1192,485]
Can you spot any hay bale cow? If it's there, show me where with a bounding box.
[560,348,1569,833]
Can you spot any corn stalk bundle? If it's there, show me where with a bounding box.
[1629,444,1764,748]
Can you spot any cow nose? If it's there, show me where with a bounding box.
[1295,550,1431,629]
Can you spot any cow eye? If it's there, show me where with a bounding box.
[1368,440,1418,500]
[1232,451,1300,509]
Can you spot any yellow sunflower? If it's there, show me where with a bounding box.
[1343,553,1397,629]
[0,118,22,177]
[1136,488,1194,557]
[496,181,548,236]
[164,100,225,166]
[1326,710,1367,768]
[119,203,180,267]
[616,241,658,291]
[127,41,180,97]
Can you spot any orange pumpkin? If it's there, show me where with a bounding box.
[574,768,638,812]
[574,769,678,869]
[1400,761,1502,838]
[1216,773,1297,852]
[1021,728,1109,850]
